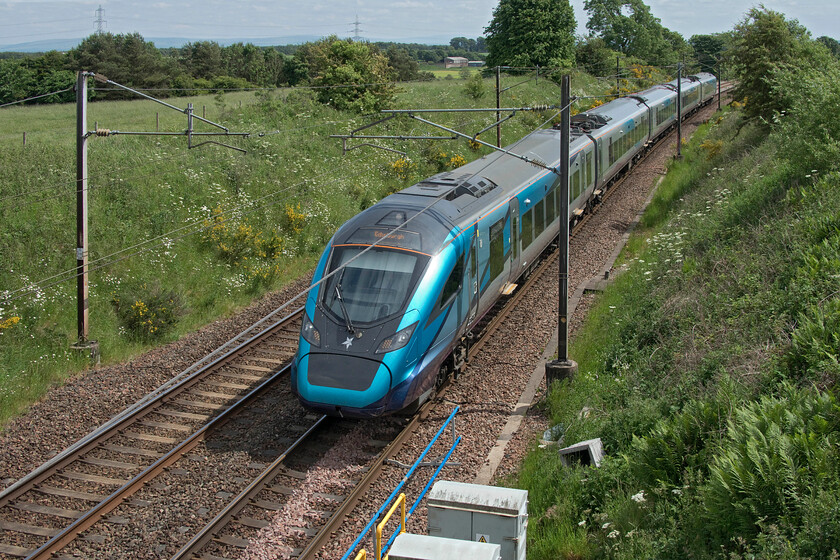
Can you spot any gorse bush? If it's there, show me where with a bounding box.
[111,283,185,339]
[200,206,285,289]
[390,157,417,180]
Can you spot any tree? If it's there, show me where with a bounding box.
[584,0,688,65]
[67,33,175,98]
[180,41,223,80]
[295,37,395,112]
[575,36,619,76]
[689,33,726,73]
[817,35,840,58]
[450,37,477,51]
[485,0,576,69]
[729,7,828,125]
[386,46,433,81]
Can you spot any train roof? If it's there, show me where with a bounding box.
[629,85,676,105]
[333,127,591,256]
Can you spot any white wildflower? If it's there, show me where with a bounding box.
[631,491,646,503]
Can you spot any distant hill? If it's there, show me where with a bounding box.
[0,34,456,53]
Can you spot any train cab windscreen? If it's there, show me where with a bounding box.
[322,247,427,325]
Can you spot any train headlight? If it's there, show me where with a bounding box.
[376,322,417,354]
[301,315,321,347]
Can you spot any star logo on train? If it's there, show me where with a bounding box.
[342,336,354,350]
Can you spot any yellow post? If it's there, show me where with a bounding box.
[376,493,407,560]
[354,551,367,560]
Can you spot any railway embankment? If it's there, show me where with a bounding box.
[513,93,840,556]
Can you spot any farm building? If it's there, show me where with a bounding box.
[444,56,469,68]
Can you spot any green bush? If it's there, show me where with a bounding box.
[787,299,840,381]
[463,72,486,100]
[111,283,185,339]
[629,383,736,489]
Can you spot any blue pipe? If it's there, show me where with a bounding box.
[340,406,460,560]
[383,434,462,554]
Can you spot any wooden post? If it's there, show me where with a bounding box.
[156,112,159,131]
[22,132,26,146]
[203,105,206,119]
[75,71,90,343]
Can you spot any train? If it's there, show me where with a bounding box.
[291,72,718,418]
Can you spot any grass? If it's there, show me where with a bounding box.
[506,100,840,558]
[0,70,632,427]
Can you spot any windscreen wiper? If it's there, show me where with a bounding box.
[334,268,356,335]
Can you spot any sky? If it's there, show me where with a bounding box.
[0,0,838,49]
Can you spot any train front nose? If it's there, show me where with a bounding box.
[296,352,393,415]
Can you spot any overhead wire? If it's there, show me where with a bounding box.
[0,85,75,109]
[0,159,369,307]
[191,96,571,325]
[2,70,555,306]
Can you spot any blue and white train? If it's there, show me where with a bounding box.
[291,73,718,417]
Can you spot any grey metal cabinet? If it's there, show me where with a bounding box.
[427,481,528,560]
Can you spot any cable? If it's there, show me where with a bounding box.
[1,78,558,305]
[0,161,359,306]
[0,85,75,109]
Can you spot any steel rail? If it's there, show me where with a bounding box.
[0,306,303,510]
[25,362,297,560]
[169,414,331,560]
[296,403,434,560]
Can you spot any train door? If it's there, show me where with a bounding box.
[468,228,479,325]
[509,198,521,281]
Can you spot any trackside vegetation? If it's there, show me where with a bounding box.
[513,9,840,558]
[1,67,653,427]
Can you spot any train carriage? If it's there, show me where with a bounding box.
[292,72,717,417]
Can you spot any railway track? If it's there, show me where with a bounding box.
[0,309,304,559]
[0,87,735,560]
[172,87,739,560]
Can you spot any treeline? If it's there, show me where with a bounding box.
[0,33,489,106]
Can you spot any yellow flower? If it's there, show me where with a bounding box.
[0,316,21,330]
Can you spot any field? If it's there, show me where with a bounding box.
[0,69,637,426]
[418,62,482,79]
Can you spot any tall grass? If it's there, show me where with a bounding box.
[510,97,840,558]
[0,71,623,427]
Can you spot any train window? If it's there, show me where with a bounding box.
[535,199,545,236]
[608,138,614,166]
[522,207,533,249]
[489,218,505,280]
[439,255,464,308]
[323,247,425,324]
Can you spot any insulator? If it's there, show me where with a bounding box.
[95,129,111,136]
